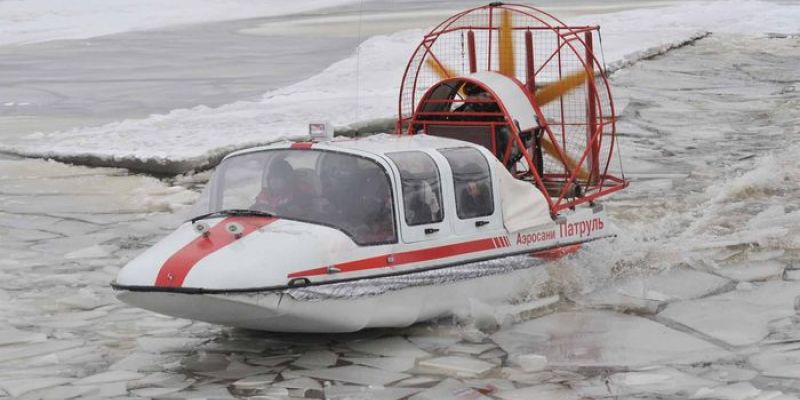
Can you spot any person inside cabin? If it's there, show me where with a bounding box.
[251,159,309,218]
[454,83,497,115]
[458,162,493,219]
[358,168,395,243]
[454,83,519,170]
[320,155,363,225]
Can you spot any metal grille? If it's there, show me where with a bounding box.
[398,4,624,211]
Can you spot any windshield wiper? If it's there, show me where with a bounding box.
[190,209,275,223]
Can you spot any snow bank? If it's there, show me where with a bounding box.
[2,0,799,174]
[0,0,362,47]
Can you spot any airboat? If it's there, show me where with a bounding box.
[112,3,628,332]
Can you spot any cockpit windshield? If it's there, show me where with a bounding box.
[191,149,397,246]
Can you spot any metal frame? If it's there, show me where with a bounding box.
[395,3,628,216]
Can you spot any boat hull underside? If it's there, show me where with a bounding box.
[115,264,543,332]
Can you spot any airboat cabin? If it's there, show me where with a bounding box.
[191,135,551,247]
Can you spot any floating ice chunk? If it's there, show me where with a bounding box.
[577,367,717,398]
[409,378,491,400]
[134,317,191,331]
[231,373,277,389]
[291,350,338,369]
[0,329,47,346]
[0,377,72,397]
[195,360,271,380]
[660,281,800,346]
[784,265,800,281]
[492,310,731,368]
[500,367,553,385]
[37,310,109,329]
[170,385,237,399]
[200,338,273,354]
[494,295,560,322]
[39,384,98,399]
[108,352,173,372]
[407,335,461,352]
[445,343,498,356]
[575,267,731,314]
[136,337,205,353]
[128,372,186,389]
[72,370,144,385]
[348,337,430,359]
[0,340,84,363]
[699,365,759,383]
[478,348,506,360]
[749,345,800,379]
[717,261,785,282]
[272,377,322,390]
[245,354,298,367]
[510,354,547,373]
[56,289,111,311]
[129,379,194,398]
[417,356,495,378]
[324,386,422,400]
[692,382,762,400]
[294,365,410,386]
[180,352,229,373]
[394,375,441,387]
[463,378,516,395]
[495,383,580,400]
[95,382,128,397]
[64,245,112,260]
[342,356,416,372]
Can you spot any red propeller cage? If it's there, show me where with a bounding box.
[396,3,628,214]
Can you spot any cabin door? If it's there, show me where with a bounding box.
[386,151,451,244]
[438,147,503,237]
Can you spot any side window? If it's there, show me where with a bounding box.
[439,147,494,219]
[387,151,444,226]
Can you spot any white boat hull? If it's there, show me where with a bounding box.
[116,257,546,332]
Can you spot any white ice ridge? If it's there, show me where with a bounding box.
[2,0,799,174]
[0,0,364,47]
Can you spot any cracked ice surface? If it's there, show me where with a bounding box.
[492,310,734,368]
[660,281,800,347]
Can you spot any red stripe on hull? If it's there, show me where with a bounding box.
[288,237,499,279]
[291,142,314,149]
[155,216,276,287]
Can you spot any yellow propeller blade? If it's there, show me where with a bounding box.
[498,9,515,77]
[532,69,593,181]
[540,136,590,181]
[534,69,590,107]
[424,48,594,183]
[425,58,456,80]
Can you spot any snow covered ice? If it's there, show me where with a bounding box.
[1,0,800,399]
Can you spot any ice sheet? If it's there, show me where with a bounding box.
[492,310,733,368]
[417,356,496,378]
[660,281,800,346]
[293,365,411,386]
[5,1,799,174]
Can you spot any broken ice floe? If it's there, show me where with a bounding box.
[660,281,800,346]
[492,310,732,368]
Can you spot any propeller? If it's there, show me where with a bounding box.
[499,8,516,77]
[425,8,593,182]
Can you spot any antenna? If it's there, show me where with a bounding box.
[354,0,365,135]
